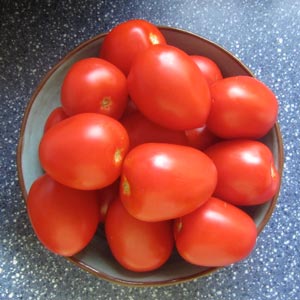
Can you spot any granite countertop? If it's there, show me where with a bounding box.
[1,0,299,299]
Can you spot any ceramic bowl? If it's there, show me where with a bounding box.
[17,26,284,286]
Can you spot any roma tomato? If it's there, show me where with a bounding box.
[44,107,68,132]
[174,197,257,267]
[127,44,211,130]
[205,139,280,206]
[99,19,166,75]
[61,58,128,119]
[207,76,278,139]
[39,113,129,190]
[120,143,217,222]
[190,55,223,85]
[105,198,174,272]
[27,174,100,257]
[121,110,188,150]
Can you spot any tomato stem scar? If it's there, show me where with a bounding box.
[122,177,131,196]
[114,148,123,164]
[101,96,112,110]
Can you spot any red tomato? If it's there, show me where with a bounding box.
[185,125,220,150]
[27,174,100,256]
[127,44,211,130]
[120,143,217,221]
[99,19,166,75]
[44,107,68,132]
[105,198,174,272]
[61,58,128,119]
[207,76,278,139]
[190,55,223,85]
[205,139,280,206]
[174,197,257,267]
[121,111,188,150]
[39,113,129,190]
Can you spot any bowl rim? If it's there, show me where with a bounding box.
[16,25,285,287]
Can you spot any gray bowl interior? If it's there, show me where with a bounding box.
[18,27,283,286]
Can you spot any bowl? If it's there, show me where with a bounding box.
[17,26,284,286]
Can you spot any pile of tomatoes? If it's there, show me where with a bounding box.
[27,20,280,272]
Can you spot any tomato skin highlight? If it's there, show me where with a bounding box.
[99,19,166,75]
[205,139,280,206]
[105,198,174,272]
[120,143,217,222]
[39,113,129,190]
[207,76,278,139]
[27,174,101,257]
[174,197,257,267]
[61,57,128,119]
[127,44,211,130]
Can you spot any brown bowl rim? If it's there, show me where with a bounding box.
[16,25,285,287]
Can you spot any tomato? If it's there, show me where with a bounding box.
[61,58,128,119]
[127,44,211,130]
[185,125,220,150]
[99,19,166,75]
[174,197,257,267]
[207,76,278,139]
[44,107,68,132]
[190,55,223,85]
[205,139,280,206]
[120,143,217,221]
[39,113,129,190]
[121,110,188,150]
[27,174,100,256]
[105,198,174,272]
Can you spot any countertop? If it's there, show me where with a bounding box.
[1,0,299,299]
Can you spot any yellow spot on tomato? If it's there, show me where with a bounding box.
[149,33,160,45]
[122,177,131,196]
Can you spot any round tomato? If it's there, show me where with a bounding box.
[190,55,223,85]
[207,76,278,139]
[174,197,257,267]
[27,174,100,256]
[99,19,166,75]
[120,143,217,222]
[185,125,220,150]
[121,110,188,150]
[44,106,68,132]
[39,113,129,190]
[205,139,280,206]
[127,44,211,130]
[61,58,128,119]
[105,198,174,272]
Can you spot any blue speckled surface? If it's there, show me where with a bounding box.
[1,0,300,299]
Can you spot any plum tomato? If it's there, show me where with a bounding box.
[44,107,68,132]
[207,76,278,139]
[121,110,188,150]
[61,57,128,119]
[99,19,166,75]
[120,143,217,222]
[205,139,280,206]
[27,174,101,256]
[190,55,223,85]
[174,197,257,267]
[39,113,129,190]
[127,44,211,130]
[105,198,174,272]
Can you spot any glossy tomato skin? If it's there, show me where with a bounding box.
[61,58,128,119]
[44,107,68,132]
[39,113,129,190]
[27,174,100,257]
[105,198,174,272]
[127,44,211,130]
[174,197,257,267]
[207,76,278,139]
[205,139,280,206]
[99,19,166,75]
[121,110,188,150]
[190,55,223,85]
[120,143,217,222]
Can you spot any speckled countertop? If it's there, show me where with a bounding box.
[1,0,300,299]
